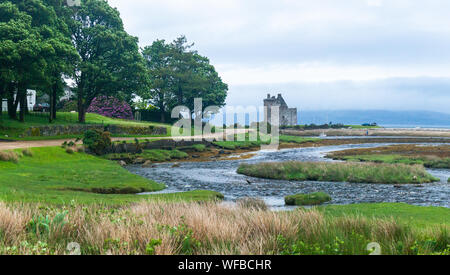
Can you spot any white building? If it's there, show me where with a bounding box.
[1,90,36,112]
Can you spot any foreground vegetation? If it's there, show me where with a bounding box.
[319,203,450,229]
[327,144,450,169]
[0,201,447,255]
[237,161,439,184]
[0,147,221,204]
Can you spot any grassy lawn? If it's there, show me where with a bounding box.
[0,147,221,204]
[320,203,450,229]
[0,112,171,140]
[238,161,439,184]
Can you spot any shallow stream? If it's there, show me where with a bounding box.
[128,143,450,209]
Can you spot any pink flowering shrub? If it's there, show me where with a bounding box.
[87,96,134,120]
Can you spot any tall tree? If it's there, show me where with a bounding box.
[0,0,77,122]
[142,40,177,123]
[69,0,147,123]
[42,0,78,122]
[0,0,42,121]
[141,36,228,122]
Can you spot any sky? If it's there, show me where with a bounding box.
[108,0,450,113]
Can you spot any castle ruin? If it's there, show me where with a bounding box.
[264,93,298,126]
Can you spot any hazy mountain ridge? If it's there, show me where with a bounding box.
[299,110,450,127]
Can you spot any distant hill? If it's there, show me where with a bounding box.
[299,110,450,127]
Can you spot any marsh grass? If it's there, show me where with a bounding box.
[285,192,332,206]
[327,145,450,169]
[0,151,19,163]
[104,149,188,162]
[0,201,447,255]
[237,197,268,211]
[237,161,438,184]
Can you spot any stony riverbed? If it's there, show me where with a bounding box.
[128,143,450,210]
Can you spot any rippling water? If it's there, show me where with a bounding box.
[127,143,450,209]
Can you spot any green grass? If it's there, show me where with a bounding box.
[191,144,207,152]
[0,147,220,204]
[279,135,320,144]
[238,161,439,184]
[104,149,188,162]
[0,112,171,140]
[211,134,318,150]
[212,133,270,150]
[285,192,332,206]
[320,203,450,229]
[345,125,381,129]
[213,140,264,150]
[335,154,450,169]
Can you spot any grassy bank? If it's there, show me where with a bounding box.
[213,134,319,150]
[285,192,332,206]
[327,144,450,169]
[104,149,189,163]
[0,147,221,204]
[0,112,171,140]
[319,203,450,229]
[0,201,447,255]
[237,161,438,184]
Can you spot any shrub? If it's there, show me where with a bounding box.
[237,197,268,211]
[58,100,78,112]
[82,130,112,155]
[87,96,134,120]
[22,149,33,157]
[285,192,332,206]
[30,128,41,137]
[27,211,68,238]
[192,144,207,152]
[66,148,75,154]
[0,151,19,163]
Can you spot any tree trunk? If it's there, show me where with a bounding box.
[49,89,53,123]
[17,82,26,122]
[177,85,183,106]
[160,104,166,123]
[52,76,58,120]
[7,83,16,119]
[78,92,85,123]
[49,81,58,122]
[0,83,4,118]
[77,78,86,123]
[52,84,57,120]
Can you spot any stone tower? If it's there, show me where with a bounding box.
[264,93,298,126]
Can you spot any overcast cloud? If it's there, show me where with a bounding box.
[108,0,450,113]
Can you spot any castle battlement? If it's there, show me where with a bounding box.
[264,93,298,126]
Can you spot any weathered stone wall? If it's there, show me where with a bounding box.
[264,93,298,126]
[24,124,167,137]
